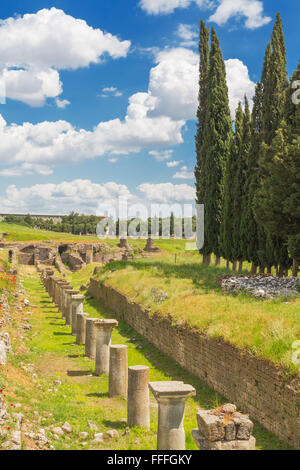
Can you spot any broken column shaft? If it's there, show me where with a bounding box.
[94,319,118,376]
[71,295,85,336]
[127,365,150,429]
[109,345,128,397]
[76,313,89,345]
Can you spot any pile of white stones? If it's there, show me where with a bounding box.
[221,275,300,299]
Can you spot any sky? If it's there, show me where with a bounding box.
[0,0,299,217]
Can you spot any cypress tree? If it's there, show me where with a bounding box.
[200,28,232,263]
[221,102,243,268]
[239,97,252,270]
[195,20,210,262]
[254,13,290,273]
[232,101,249,269]
[254,62,300,274]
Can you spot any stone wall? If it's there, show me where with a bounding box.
[88,278,300,449]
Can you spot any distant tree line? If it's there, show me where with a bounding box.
[3,212,103,235]
[195,14,300,276]
[3,212,197,238]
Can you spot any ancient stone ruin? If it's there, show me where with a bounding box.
[192,404,255,450]
[143,238,162,252]
[1,242,123,272]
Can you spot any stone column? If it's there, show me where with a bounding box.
[58,281,70,312]
[65,290,80,326]
[76,313,89,345]
[127,366,150,430]
[149,381,196,450]
[61,287,73,319]
[71,295,85,336]
[51,277,61,303]
[109,345,128,398]
[94,319,118,375]
[85,318,102,359]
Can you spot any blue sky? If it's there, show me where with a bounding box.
[0,0,299,216]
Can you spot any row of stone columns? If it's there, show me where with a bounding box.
[39,268,254,451]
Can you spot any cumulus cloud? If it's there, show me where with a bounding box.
[0,8,130,106]
[149,149,174,161]
[55,98,71,109]
[173,165,194,179]
[0,179,196,215]
[176,24,198,47]
[137,182,195,202]
[0,180,134,215]
[140,0,270,29]
[0,112,184,174]
[166,160,182,167]
[0,46,255,174]
[209,0,271,29]
[226,59,256,113]
[100,86,123,98]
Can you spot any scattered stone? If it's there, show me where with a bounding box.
[53,380,62,386]
[150,287,168,303]
[62,422,72,433]
[88,421,98,431]
[104,429,119,440]
[52,427,64,437]
[220,275,300,299]
[79,432,88,440]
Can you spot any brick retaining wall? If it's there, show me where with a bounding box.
[88,277,300,449]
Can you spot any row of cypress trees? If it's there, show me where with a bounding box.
[195,13,300,276]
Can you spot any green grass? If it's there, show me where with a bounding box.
[91,256,300,375]
[0,266,293,450]
[0,222,100,242]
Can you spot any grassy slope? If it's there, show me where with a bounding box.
[94,255,300,375]
[0,222,100,242]
[0,266,291,450]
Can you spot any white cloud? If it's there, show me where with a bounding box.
[226,59,256,113]
[137,182,195,202]
[140,0,270,29]
[0,68,62,107]
[55,98,71,109]
[209,0,271,29]
[148,48,199,120]
[176,24,198,47]
[0,180,134,214]
[100,86,123,98]
[0,8,130,106]
[0,179,196,215]
[147,48,255,119]
[139,0,192,15]
[166,160,182,167]
[0,46,255,174]
[173,166,194,179]
[149,149,173,161]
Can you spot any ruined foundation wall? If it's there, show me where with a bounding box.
[88,278,300,449]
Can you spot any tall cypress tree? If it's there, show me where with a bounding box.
[255,13,290,272]
[200,28,232,263]
[239,97,252,269]
[243,82,264,272]
[195,20,210,261]
[221,102,243,267]
[255,62,300,274]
